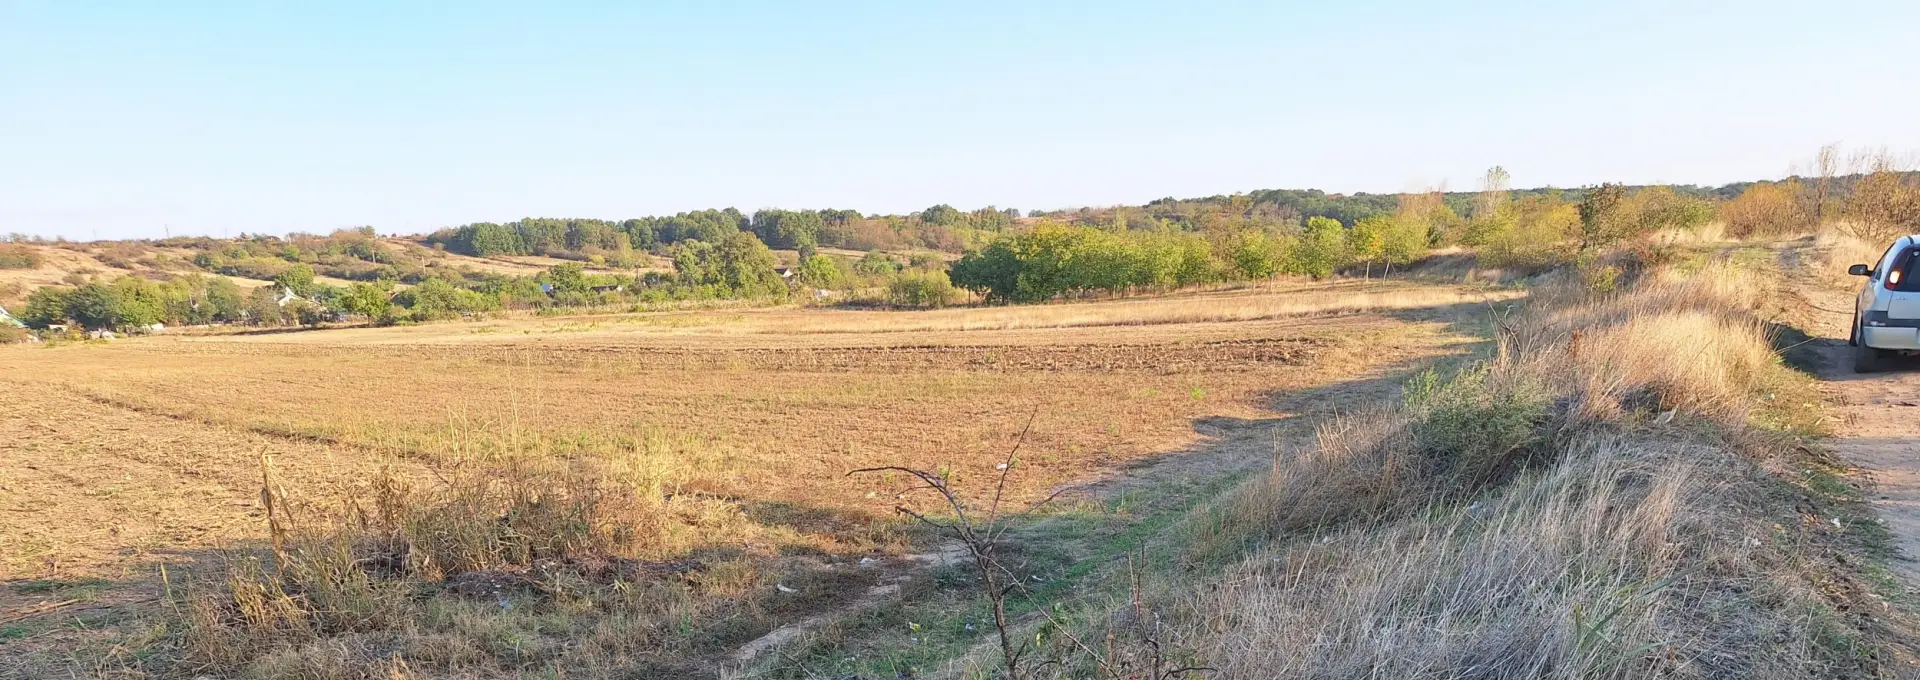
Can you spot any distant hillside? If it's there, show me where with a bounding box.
[1038,171,1920,229]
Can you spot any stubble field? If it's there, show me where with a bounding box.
[0,277,1508,677]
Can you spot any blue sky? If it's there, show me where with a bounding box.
[3,1,1917,240]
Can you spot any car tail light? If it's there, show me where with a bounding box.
[1889,248,1916,291]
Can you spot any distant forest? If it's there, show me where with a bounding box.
[7,163,1917,332]
[416,172,1917,263]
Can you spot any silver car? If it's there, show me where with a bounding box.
[1849,234,1920,372]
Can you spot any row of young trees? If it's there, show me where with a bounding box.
[947,213,1432,303]
[944,172,1753,303]
[424,204,1022,262]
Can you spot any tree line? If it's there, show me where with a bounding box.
[949,213,1430,303]
[9,149,1916,333]
[423,204,1023,262]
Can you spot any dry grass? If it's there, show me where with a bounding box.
[162,278,1512,346]
[781,280,1514,334]
[0,277,1492,678]
[1124,256,1892,679]
[1815,229,1892,291]
[1189,435,1777,679]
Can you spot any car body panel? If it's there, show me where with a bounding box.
[1854,235,1920,352]
[1890,292,1920,319]
[1862,326,1920,350]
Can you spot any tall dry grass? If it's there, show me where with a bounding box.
[1145,258,1881,678]
[176,451,841,678]
[1190,436,1770,679]
[1816,229,1891,291]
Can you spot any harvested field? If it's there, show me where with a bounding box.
[0,278,1501,677]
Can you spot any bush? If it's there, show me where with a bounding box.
[951,224,1227,302]
[1402,366,1549,488]
[0,326,28,344]
[0,244,40,270]
[1842,167,1920,244]
[1723,182,1805,238]
[887,270,960,308]
[1476,196,1578,271]
[395,278,497,321]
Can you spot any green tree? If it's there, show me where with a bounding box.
[205,278,246,323]
[750,210,823,251]
[273,264,318,297]
[470,222,526,256]
[950,240,1022,302]
[1348,216,1390,278]
[545,262,590,294]
[20,287,72,328]
[107,277,166,327]
[1291,217,1349,279]
[64,283,138,330]
[1229,231,1287,279]
[795,254,844,288]
[338,282,395,320]
[1380,216,1429,274]
[921,204,965,226]
[1577,183,1628,249]
[714,232,786,297]
[671,240,718,287]
[854,251,903,277]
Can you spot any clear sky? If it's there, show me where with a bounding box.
[4,1,1917,240]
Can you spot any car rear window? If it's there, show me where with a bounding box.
[1890,246,1920,292]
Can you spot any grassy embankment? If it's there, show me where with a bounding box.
[801,243,1919,679]
[1105,248,1913,678]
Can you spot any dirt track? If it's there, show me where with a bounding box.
[1784,242,1920,586]
[1816,343,1920,585]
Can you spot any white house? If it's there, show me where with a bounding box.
[0,304,23,329]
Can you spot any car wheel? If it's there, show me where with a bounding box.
[1854,343,1886,373]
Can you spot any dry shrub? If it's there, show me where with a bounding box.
[0,243,40,269]
[1160,258,1877,677]
[356,457,671,579]
[179,454,772,678]
[93,242,151,270]
[1723,182,1808,238]
[1200,364,1548,558]
[1841,165,1920,244]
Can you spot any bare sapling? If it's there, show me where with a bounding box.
[849,416,1211,680]
[850,415,1058,678]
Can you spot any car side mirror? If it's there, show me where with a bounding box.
[1849,264,1873,277]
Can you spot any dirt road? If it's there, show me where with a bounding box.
[1784,242,1920,586]
[1817,344,1920,585]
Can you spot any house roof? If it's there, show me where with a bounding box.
[0,304,22,328]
